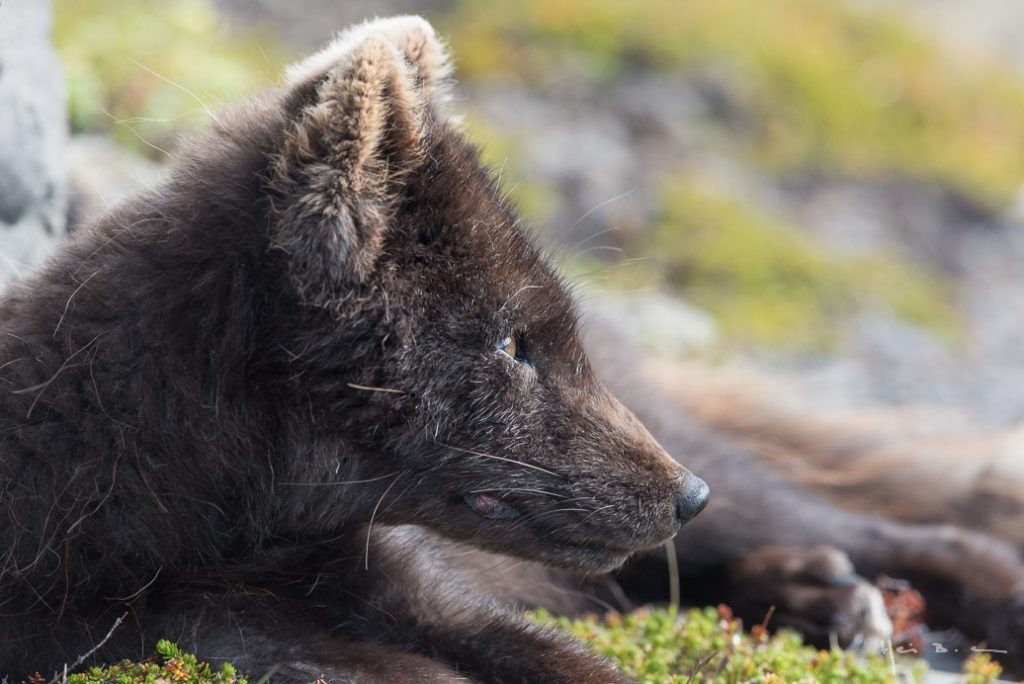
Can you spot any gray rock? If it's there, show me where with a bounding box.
[0,0,67,283]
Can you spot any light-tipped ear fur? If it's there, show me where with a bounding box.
[270,18,451,306]
[285,15,452,109]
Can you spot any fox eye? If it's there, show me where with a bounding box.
[496,335,523,362]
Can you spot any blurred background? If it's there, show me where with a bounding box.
[7,0,1024,442]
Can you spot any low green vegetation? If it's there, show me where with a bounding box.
[536,606,918,683]
[62,640,245,684]
[537,606,1004,684]
[33,610,1007,683]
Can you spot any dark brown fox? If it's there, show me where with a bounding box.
[0,17,703,681]
[1,16,1023,682]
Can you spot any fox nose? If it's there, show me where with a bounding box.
[675,475,710,525]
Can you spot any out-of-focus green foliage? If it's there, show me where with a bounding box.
[626,177,959,350]
[64,0,1024,206]
[54,0,288,156]
[443,0,1024,208]
[534,606,935,684]
[461,114,559,222]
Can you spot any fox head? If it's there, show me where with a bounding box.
[240,17,709,572]
[60,17,706,575]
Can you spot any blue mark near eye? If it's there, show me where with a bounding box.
[496,335,526,364]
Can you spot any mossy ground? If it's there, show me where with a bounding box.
[55,640,245,684]
[536,606,926,683]
[44,609,1006,684]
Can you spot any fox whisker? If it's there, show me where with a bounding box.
[432,440,565,479]
[363,471,407,571]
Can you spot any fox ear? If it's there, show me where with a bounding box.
[285,16,452,106]
[270,17,451,306]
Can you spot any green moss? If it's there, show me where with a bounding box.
[63,640,245,684]
[534,606,933,683]
[53,0,289,157]
[32,617,1008,684]
[442,0,1024,208]
[622,177,959,351]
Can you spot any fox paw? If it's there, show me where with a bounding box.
[726,545,892,650]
